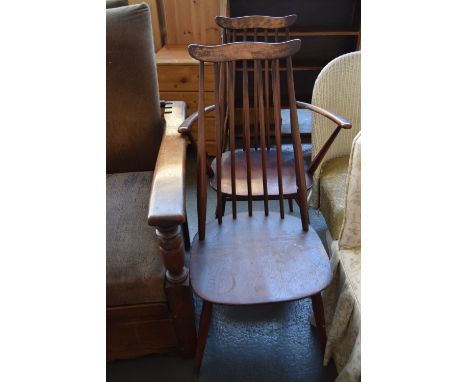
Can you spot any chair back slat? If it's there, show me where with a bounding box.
[242,55,253,216]
[228,60,237,218]
[214,62,223,224]
[264,29,271,150]
[197,61,207,240]
[189,40,309,236]
[272,58,285,218]
[255,59,269,215]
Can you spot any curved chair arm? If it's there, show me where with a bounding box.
[148,101,188,227]
[178,104,216,178]
[296,101,352,175]
[296,101,351,129]
[178,104,216,140]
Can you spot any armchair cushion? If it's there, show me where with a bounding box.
[319,155,350,240]
[106,4,163,174]
[339,133,361,249]
[106,171,166,307]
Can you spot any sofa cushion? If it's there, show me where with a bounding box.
[320,155,350,240]
[107,171,166,307]
[106,4,163,174]
[339,248,361,309]
[339,133,361,249]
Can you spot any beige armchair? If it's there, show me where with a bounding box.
[310,51,361,252]
[322,132,361,382]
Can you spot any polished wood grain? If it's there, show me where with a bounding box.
[215,14,297,30]
[148,101,187,226]
[190,212,332,305]
[188,40,301,62]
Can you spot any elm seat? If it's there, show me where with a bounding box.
[210,150,312,197]
[106,172,166,307]
[319,155,350,240]
[190,212,332,305]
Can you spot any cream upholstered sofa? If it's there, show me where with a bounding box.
[311,51,361,254]
[322,132,361,381]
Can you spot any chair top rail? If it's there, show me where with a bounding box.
[188,40,301,63]
[215,14,297,30]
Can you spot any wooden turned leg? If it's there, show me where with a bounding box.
[194,300,213,375]
[288,198,294,212]
[156,225,196,357]
[311,293,327,355]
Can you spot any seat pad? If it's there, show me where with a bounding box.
[190,212,332,305]
[320,156,350,240]
[107,171,166,307]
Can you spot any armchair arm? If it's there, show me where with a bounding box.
[148,101,187,227]
[296,101,352,175]
[296,101,351,129]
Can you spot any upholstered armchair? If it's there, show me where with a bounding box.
[322,132,361,382]
[310,51,361,253]
[106,4,195,360]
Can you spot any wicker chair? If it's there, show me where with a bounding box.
[310,51,361,252]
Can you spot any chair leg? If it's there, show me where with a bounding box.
[182,209,190,251]
[288,198,294,212]
[311,293,327,355]
[194,300,213,375]
[295,197,310,225]
[222,196,227,217]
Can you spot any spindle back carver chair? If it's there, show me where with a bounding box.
[180,15,352,218]
[185,39,333,375]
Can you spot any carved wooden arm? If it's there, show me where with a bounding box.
[148,100,188,228]
[296,101,352,175]
[147,100,196,355]
[178,104,216,178]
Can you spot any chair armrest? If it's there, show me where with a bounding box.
[296,101,352,175]
[296,101,352,129]
[177,104,216,142]
[177,104,216,178]
[148,101,187,227]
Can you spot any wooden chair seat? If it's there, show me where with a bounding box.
[209,149,312,198]
[190,212,332,305]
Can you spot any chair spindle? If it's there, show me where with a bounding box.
[197,61,207,239]
[272,58,285,218]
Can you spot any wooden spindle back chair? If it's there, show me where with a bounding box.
[186,40,334,374]
[192,39,309,233]
[215,14,297,154]
[180,15,352,218]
